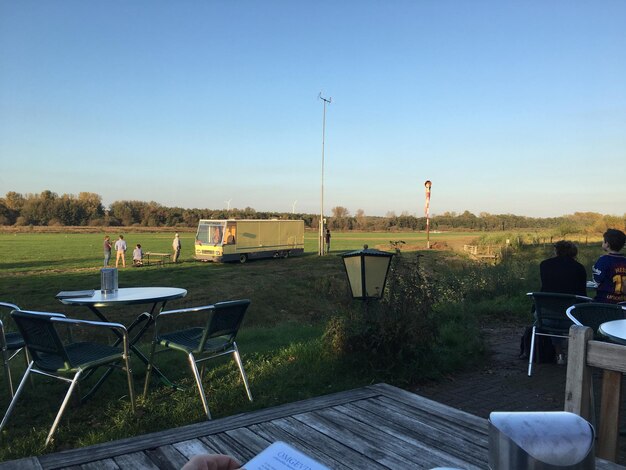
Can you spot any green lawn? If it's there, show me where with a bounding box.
[0,228,552,461]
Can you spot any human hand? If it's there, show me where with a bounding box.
[181,454,242,470]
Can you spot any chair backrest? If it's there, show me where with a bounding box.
[0,302,21,346]
[528,292,592,325]
[566,303,626,335]
[0,302,20,328]
[11,310,70,368]
[198,299,251,351]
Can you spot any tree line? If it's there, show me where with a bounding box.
[1,190,624,234]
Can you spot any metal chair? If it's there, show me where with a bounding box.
[526,292,592,376]
[0,310,135,446]
[0,302,29,398]
[566,303,626,336]
[143,299,253,419]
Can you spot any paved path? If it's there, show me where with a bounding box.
[413,323,626,465]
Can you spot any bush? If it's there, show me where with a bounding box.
[323,254,439,379]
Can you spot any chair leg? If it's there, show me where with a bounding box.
[528,326,536,377]
[24,348,35,389]
[2,347,13,398]
[0,362,33,433]
[232,343,253,402]
[123,354,136,414]
[143,340,158,397]
[188,353,211,419]
[46,370,83,446]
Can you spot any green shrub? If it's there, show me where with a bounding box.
[323,254,439,379]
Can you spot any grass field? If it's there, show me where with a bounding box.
[0,229,602,460]
[0,229,477,273]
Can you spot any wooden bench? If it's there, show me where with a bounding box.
[143,252,170,267]
[565,325,626,462]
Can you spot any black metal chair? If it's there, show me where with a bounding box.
[527,292,592,376]
[0,302,29,398]
[566,303,626,336]
[0,310,135,445]
[143,299,252,419]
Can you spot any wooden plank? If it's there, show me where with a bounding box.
[345,398,486,467]
[200,433,257,464]
[171,438,219,459]
[587,340,626,373]
[564,325,593,421]
[224,427,272,457]
[373,395,490,447]
[597,370,622,462]
[250,419,363,470]
[79,459,119,470]
[144,445,187,470]
[368,383,488,432]
[0,456,43,470]
[294,406,446,469]
[38,386,378,469]
[113,452,159,470]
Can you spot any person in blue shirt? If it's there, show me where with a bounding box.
[592,229,626,303]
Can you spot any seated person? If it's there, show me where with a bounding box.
[212,227,223,244]
[538,240,587,365]
[133,244,143,267]
[592,228,626,303]
[540,240,587,296]
[226,229,236,244]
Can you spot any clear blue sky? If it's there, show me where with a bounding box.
[1,1,624,217]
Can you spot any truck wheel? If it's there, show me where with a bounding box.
[282,251,289,258]
[239,254,247,264]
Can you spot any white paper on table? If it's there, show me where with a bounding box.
[243,441,330,470]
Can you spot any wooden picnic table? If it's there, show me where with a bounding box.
[143,252,171,266]
[3,383,622,469]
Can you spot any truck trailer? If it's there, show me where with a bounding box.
[194,219,304,263]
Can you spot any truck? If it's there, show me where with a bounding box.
[194,219,305,263]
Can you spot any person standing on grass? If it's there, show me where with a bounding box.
[115,234,127,268]
[593,228,626,303]
[172,233,181,263]
[325,228,331,253]
[103,235,112,267]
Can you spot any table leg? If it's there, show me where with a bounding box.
[81,302,181,403]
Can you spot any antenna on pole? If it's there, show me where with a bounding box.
[319,92,331,256]
[225,199,232,212]
[292,200,298,214]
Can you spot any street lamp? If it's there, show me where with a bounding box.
[341,246,394,300]
[319,93,331,256]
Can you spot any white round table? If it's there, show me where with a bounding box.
[599,319,626,345]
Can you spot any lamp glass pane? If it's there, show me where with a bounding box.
[364,256,391,298]
[343,256,363,298]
